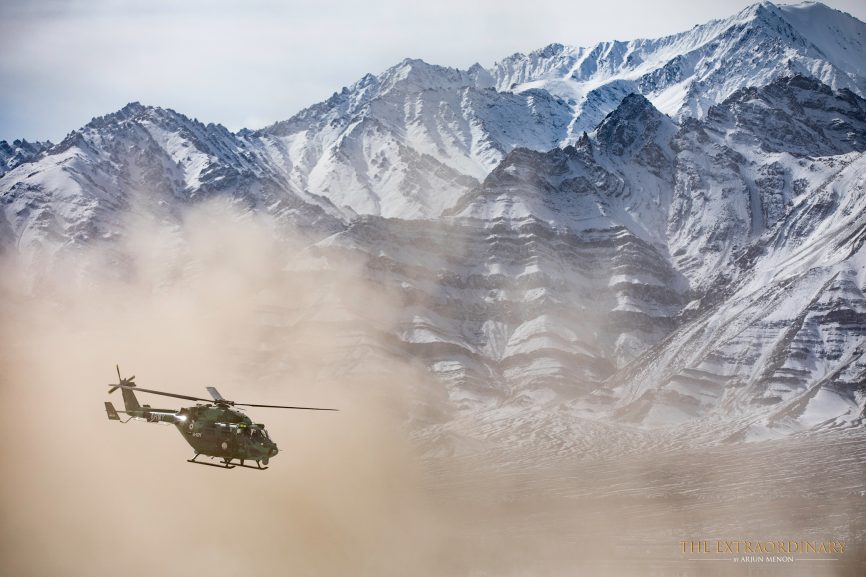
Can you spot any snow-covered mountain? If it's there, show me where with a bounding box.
[599,150,866,438]
[308,76,865,430]
[0,103,344,256]
[2,1,865,440]
[252,59,573,219]
[495,1,866,134]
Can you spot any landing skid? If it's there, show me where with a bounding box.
[233,460,269,470]
[186,454,268,470]
[187,454,235,469]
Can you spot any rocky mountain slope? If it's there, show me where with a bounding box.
[308,76,866,436]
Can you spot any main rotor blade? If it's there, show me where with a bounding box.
[116,364,122,382]
[206,386,226,402]
[234,403,338,411]
[112,383,337,410]
[114,384,211,403]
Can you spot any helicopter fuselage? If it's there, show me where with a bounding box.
[106,401,279,466]
[175,405,279,464]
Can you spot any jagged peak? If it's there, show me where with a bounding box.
[575,131,593,155]
[482,145,583,188]
[743,1,783,18]
[718,1,864,51]
[495,42,578,70]
[607,92,654,112]
[535,42,569,58]
[703,74,866,154]
[377,57,479,92]
[467,62,496,89]
[0,138,52,151]
[384,57,445,79]
[355,72,379,89]
[83,101,219,134]
[263,57,496,136]
[0,138,53,175]
[595,93,673,156]
[54,102,242,160]
[260,58,482,135]
[772,73,832,93]
[694,1,785,32]
[119,100,147,114]
[714,74,856,112]
[87,101,156,125]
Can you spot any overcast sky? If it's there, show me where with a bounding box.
[1,0,865,143]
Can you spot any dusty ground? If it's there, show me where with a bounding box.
[422,426,866,576]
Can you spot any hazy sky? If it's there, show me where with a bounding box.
[1,0,865,143]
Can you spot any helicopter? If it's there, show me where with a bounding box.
[103,366,337,470]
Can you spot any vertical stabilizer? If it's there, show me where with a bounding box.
[110,365,141,412]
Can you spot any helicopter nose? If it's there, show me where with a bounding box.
[270,445,278,457]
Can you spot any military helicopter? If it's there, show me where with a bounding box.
[103,366,336,470]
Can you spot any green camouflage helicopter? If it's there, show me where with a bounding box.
[104,366,336,470]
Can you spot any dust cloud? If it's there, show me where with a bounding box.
[1,201,864,577]
[0,201,447,577]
